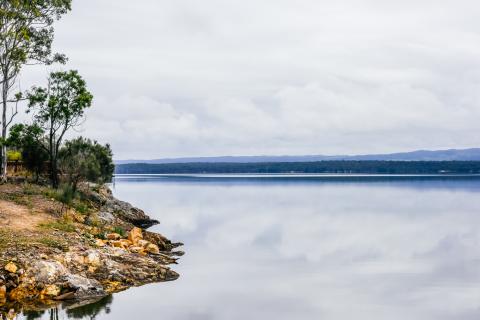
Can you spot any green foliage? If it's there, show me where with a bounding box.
[73,202,89,214]
[0,0,71,69]
[59,137,114,192]
[6,150,21,161]
[45,184,76,205]
[0,0,72,180]
[27,70,93,187]
[113,226,126,238]
[7,123,48,180]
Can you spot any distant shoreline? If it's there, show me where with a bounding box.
[115,160,480,175]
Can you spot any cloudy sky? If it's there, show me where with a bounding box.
[20,0,480,159]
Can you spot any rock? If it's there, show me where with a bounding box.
[62,274,105,300]
[110,240,124,249]
[29,261,67,284]
[54,291,75,301]
[40,284,60,298]
[97,211,115,224]
[0,285,6,300]
[95,239,106,247]
[103,198,159,228]
[85,251,102,267]
[4,262,17,274]
[145,243,160,255]
[129,246,145,255]
[128,227,143,245]
[137,239,150,248]
[106,233,121,240]
[9,287,31,301]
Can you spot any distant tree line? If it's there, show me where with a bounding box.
[115,161,480,175]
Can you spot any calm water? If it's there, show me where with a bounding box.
[20,175,480,320]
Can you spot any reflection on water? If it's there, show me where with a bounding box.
[17,175,480,319]
[17,296,113,320]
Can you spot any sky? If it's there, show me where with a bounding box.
[18,0,480,159]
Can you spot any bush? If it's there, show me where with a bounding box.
[58,137,115,192]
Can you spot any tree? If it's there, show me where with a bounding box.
[0,0,71,182]
[7,123,48,181]
[27,70,93,188]
[59,137,114,193]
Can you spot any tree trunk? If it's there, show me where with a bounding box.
[1,78,8,183]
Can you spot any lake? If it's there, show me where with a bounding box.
[20,174,480,319]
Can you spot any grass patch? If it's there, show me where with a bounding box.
[73,201,89,214]
[37,237,68,251]
[39,218,76,233]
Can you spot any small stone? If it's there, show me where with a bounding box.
[128,227,143,245]
[0,285,6,300]
[129,246,145,254]
[41,284,60,298]
[106,233,121,240]
[54,291,75,301]
[111,240,125,249]
[4,262,17,274]
[84,251,101,267]
[95,239,106,247]
[145,243,160,255]
[138,239,150,248]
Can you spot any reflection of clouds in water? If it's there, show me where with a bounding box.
[23,178,480,320]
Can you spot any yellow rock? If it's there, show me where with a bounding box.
[137,239,150,248]
[95,239,106,247]
[9,287,31,301]
[106,233,121,240]
[4,262,17,274]
[129,246,145,254]
[128,227,143,245]
[0,285,6,300]
[120,239,133,247]
[145,243,160,255]
[110,240,128,249]
[41,285,60,298]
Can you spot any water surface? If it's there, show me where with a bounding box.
[21,175,480,319]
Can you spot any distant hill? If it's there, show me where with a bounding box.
[115,148,480,164]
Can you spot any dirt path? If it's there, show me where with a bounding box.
[0,200,51,231]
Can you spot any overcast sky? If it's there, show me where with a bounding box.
[19,0,480,159]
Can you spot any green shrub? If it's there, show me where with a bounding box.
[113,226,126,238]
[73,202,89,214]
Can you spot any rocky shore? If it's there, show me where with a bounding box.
[0,182,183,318]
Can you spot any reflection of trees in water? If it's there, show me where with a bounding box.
[20,295,113,320]
[66,295,113,319]
[23,310,46,320]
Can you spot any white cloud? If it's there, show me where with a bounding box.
[15,0,480,158]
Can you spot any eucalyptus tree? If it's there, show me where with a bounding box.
[28,70,93,188]
[0,0,71,181]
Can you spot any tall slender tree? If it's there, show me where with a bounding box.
[28,70,93,188]
[0,0,71,182]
